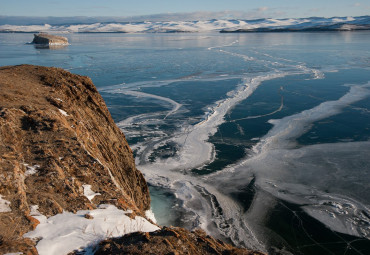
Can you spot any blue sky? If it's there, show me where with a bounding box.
[1,0,369,19]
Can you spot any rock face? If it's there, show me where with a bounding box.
[95,227,265,255]
[0,65,150,253]
[32,33,68,45]
[0,65,263,255]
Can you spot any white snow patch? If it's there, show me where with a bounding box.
[82,184,101,202]
[145,209,157,224]
[30,205,47,223]
[0,195,11,213]
[25,165,40,176]
[58,109,68,116]
[23,204,159,255]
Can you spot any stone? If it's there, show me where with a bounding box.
[32,33,68,45]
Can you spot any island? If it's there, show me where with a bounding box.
[32,33,69,45]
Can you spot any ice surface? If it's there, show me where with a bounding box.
[135,73,287,173]
[208,81,370,240]
[253,82,370,153]
[101,41,336,250]
[125,75,370,245]
[128,40,324,173]
[24,204,159,255]
[121,90,182,120]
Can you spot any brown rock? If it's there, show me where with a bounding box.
[25,215,40,230]
[94,227,266,255]
[84,213,94,220]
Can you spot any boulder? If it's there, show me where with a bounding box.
[32,33,68,45]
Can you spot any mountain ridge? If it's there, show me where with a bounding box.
[1,15,369,33]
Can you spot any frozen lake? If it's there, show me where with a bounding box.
[1,31,370,254]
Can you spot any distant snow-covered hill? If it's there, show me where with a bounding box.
[1,16,369,33]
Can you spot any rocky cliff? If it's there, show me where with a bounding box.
[0,65,150,253]
[0,65,263,255]
[95,227,264,255]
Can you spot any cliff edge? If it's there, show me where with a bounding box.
[0,65,263,255]
[0,65,150,253]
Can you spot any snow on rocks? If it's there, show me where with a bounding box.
[0,195,11,213]
[58,109,68,116]
[30,205,47,223]
[25,164,40,176]
[145,209,157,224]
[24,204,160,255]
[82,184,101,202]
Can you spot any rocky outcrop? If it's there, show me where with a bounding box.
[0,65,263,255]
[0,65,150,253]
[95,227,265,255]
[32,33,68,45]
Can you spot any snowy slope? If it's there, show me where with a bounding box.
[24,204,159,255]
[1,16,369,33]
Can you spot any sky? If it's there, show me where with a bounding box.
[1,0,370,21]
